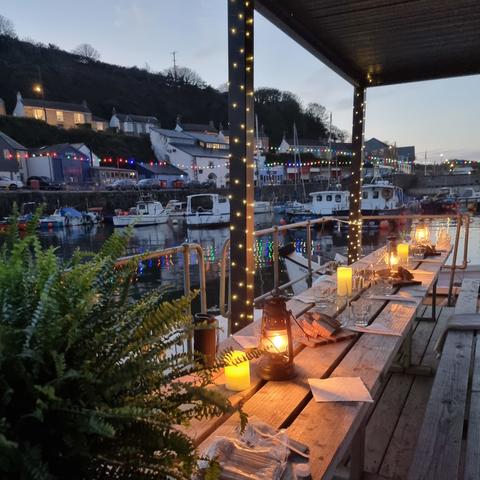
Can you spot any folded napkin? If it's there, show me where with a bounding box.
[232,335,259,349]
[347,323,401,336]
[308,377,373,403]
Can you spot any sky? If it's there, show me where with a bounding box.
[2,0,479,161]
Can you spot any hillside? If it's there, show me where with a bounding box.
[0,35,335,146]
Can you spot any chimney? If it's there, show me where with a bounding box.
[209,119,215,131]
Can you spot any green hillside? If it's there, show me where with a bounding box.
[0,35,337,146]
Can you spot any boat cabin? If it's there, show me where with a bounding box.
[186,194,229,215]
[136,200,164,216]
[309,190,349,215]
[361,182,403,212]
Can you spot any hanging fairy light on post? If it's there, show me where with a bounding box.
[258,295,295,381]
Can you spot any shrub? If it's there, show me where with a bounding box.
[0,215,235,479]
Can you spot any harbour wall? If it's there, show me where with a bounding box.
[1,173,479,216]
[0,183,327,217]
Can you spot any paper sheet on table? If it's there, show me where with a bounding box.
[367,294,418,304]
[296,276,335,303]
[232,335,259,349]
[308,377,373,403]
[347,323,401,336]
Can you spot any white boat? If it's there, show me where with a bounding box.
[309,190,349,216]
[112,198,168,227]
[40,207,85,228]
[284,200,312,216]
[254,201,273,214]
[186,194,230,228]
[165,200,187,217]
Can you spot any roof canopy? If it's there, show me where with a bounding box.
[256,0,480,87]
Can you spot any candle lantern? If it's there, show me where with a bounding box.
[414,223,431,246]
[388,252,399,273]
[258,295,295,381]
[337,266,353,297]
[397,243,409,265]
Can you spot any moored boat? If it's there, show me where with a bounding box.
[186,194,230,228]
[112,198,168,227]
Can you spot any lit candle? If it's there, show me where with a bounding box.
[397,243,409,264]
[225,350,250,391]
[337,266,352,297]
[389,253,399,272]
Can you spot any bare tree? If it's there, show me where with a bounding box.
[217,82,229,93]
[0,14,16,38]
[163,66,206,88]
[72,43,101,61]
[306,102,328,124]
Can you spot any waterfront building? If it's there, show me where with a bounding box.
[109,110,159,136]
[150,124,230,187]
[136,163,187,187]
[22,143,90,185]
[0,130,28,181]
[12,92,97,130]
[91,166,138,186]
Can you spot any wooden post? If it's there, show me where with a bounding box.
[348,86,366,264]
[228,0,255,333]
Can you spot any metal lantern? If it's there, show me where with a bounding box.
[258,295,295,381]
[414,222,431,245]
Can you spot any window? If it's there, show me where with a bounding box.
[335,194,341,202]
[56,110,64,122]
[74,113,85,124]
[373,190,379,199]
[362,191,368,199]
[33,109,45,121]
[316,195,322,201]
[208,161,214,169]
[96,122,104,131]
[326,195,332,202]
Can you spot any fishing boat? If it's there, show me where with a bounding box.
[186,194,230,228]
[456,188,480,213]
[310,190,349,216]
[421,187,458,214]
[112,197,168,227]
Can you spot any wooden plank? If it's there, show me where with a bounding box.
[454,279,479,315]
[198,337,354,452]
[365,373,413,474]
[379,376,434,479]
[464,335,480,480]
[407,331,474,480]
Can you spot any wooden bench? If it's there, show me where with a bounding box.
[408,279,480,480]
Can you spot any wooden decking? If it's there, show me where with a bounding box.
[342,302,451,480]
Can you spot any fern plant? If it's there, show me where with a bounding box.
[0,213,238,479]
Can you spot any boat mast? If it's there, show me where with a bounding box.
[293,123,306,199]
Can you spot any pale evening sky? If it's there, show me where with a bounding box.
[1,0,479,161]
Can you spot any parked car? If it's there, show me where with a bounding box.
[186,180,201,189]
[106,179,137,191]
[138,178,163,190]
[0,176,23,190]
[26,176,63,190]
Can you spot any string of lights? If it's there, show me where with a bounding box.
[228,0,255,333]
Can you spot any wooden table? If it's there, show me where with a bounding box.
[187,247,452,479]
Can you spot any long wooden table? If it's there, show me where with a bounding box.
[186,247,451,479]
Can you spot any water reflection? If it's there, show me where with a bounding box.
[33,214,479,309]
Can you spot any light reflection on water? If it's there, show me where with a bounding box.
[35,214,480,310]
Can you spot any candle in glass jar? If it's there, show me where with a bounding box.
[337,266,352,297]
[397,243,409,264]
[225,350,250,391]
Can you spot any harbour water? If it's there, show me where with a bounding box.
[33,213,480,312]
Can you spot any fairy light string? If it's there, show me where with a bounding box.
[228,0,255,333]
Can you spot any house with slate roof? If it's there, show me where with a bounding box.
[0,130,28,180]
[12,92,95,130]
[150,125,230,187]
[109,110,159,136]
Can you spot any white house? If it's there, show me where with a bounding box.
[150,125,230,187]
[109,111,159,136]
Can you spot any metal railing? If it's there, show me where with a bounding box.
[219,213,471,333]
[116,243,207,353]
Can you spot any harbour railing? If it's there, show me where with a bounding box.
[219,213,470,334]
[115,243,207,354]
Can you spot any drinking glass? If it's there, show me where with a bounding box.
[351,301,371,327]
[316,284,335,308]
